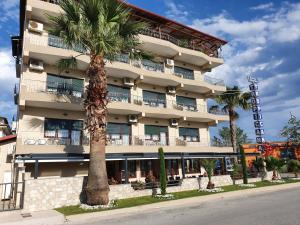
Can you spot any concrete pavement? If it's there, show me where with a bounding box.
[0,209,64,225]
[66,182,300,225]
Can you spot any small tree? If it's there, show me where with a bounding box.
[281,114,300,144]
[158,148,167,195]
[212,126,250,147]
[252,157,264,173]
[265,156,285,180]
[287,160,300,178]
[231,163,241,185]
[202,159,216,189]
[240,145,248,184]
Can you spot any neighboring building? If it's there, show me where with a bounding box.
[0,117,11,138]
[11,0,233,183]
[243,142,300,167]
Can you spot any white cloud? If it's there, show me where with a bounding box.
[250,2,274,11]
[191,2,300,141]
[164,0,189,22]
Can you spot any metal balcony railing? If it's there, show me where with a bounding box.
[174,67,194,80]
[204,75,225,86]
[48,35,87,53]
[23,79,84,98]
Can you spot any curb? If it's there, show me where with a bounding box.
[66,182,300,224]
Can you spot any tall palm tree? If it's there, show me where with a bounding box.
[211,86,251,153]
[49,0,146,205]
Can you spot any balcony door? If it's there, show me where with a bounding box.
[144,125,168,146]
[176,96,197,111]
[107,123,131,145]
[44,118,83,145]
[143,90,166,108]
[46,74,84,98]
[179,127,199,142]
[108,84,130,103]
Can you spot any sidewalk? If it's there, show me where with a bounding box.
[66,182,300,225]
[0,209,64,225]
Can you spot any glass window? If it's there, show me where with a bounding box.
[176,96,197,111]
[174,66,194,80]
[44,118,83,145]
[143,90,166,108]
[185,159,201,174]
[140,160,152,177]
[128,161,136,178]
[47,74,84,97]
[179,127,199,142]
[167,159,179,176]
[108,84,130,103]
[107,123,131,145]
[144,125,168,146]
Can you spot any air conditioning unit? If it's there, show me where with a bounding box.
[167,86,176,94]
[123,77,134,87]
[128,115,138,123]
[28,20,44,34]
[165,59,174,67]
[170,119,178,127]
[29,59,44,72]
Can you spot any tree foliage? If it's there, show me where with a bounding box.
[202,159,216,189]
[213,126,249,146]
[240,145,248,184]
[281,114,300,144]
[211,86,251,153]
[159,148,167,195]
[265,156,285,179]
[287,159,300,177]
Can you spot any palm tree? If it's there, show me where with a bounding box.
[265,156,285,180]
[211,86,251,153]
[202,159,216,189]
[49,0,146,205]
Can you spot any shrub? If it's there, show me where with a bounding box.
[240,145,248,184]
[287,160,300,177]
[265,156,285,180]
[158,147,167,195]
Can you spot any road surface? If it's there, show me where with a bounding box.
[68,187,300,225]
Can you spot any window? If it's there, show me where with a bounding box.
[174,66,194,80]
[47,74,84,98]
[143,90,166,108]
[44,118,83,145]
[179,127,199,142]
[108,84,130,103]
[167,159,179,176]
[140,160,152,177]
[128,161,136,178]
[185,159,201,174]
[176,96,197,111]
[144,125,168,145]
[107,123,131,145]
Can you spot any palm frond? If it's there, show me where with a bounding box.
[56,57,78,73]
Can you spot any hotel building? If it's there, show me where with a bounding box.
[12,0,234,183]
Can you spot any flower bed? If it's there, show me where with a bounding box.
[199,188,224,193]
[238,183,256,188]
[153,194,175,200]
[270,179,285,183]
[80,199,118,210]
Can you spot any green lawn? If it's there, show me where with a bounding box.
[56,179,300,216]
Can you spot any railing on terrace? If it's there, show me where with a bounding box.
[140,29,219,58]
[27,33,226,86]
[22,79,84,98]
[20,131,232,148]
[48,35,87,53]
[20,132,90,146]
[204,75,225,86]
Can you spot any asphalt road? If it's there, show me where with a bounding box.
[69,187,300,225]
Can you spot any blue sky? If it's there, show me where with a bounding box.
[0,0,300,142]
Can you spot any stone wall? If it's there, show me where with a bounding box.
[22,174,265,211]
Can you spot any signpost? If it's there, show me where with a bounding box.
[247,76,265,152]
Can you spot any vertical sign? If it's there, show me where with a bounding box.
[247,76,265,152]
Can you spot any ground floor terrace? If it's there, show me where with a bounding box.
[15,153,238,183]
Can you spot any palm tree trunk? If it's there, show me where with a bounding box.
[229,109,238,153]
[85,54,109,205]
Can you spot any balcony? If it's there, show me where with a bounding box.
[48,35,86,53]
[174,66,194,80]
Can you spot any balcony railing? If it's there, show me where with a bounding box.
[204,75,225,86]
[23,79,84,98]
[141,59,164,73]
[140,29,219,58]
[48,35,86,53]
